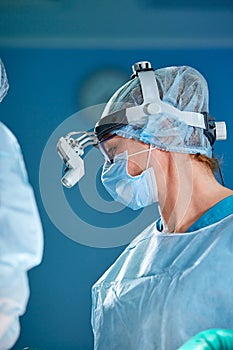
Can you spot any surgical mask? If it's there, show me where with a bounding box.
[101,146,158,210]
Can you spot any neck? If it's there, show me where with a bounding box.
[151,151,233,233]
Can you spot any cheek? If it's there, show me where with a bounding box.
[127,159,144,176]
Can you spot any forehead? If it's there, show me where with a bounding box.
[103,134,141,147]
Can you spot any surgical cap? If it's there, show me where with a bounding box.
[0,58,9,102]
[105,66,212,157]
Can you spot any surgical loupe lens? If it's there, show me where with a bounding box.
[61,177,72,188]
[97,134,117,163]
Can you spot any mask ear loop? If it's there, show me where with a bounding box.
[146,144,153,169]
[127,144,154,171]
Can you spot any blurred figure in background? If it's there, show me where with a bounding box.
[0,59,43,350]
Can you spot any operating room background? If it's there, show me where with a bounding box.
[0,1,233,350]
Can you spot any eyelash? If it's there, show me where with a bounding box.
[107,146,118,159]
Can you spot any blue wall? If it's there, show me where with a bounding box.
[0,48,233,350]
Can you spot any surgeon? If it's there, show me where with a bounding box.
[0,59,43,350]
[90,62,233,349]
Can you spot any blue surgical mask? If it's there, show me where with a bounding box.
[101,148,158,210]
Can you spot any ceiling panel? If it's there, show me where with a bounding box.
[0,0,232,48]
[142,0,233,9]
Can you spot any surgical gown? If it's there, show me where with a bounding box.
[92,196,233,350]
[0,122,43,350]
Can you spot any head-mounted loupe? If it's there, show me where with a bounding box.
[57,131,97,187]
[57,61,227,188]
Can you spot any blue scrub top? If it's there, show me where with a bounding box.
[157,194,233,233]
[92,195,233,350]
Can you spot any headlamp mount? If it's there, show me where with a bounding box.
[57,60,227,187]
[94,61,227,146]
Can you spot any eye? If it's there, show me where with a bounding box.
[107,145,118,160]
[99,134,122,162]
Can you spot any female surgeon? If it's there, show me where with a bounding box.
[91,61,233,350]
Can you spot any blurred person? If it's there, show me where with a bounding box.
[0,59,43,350]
